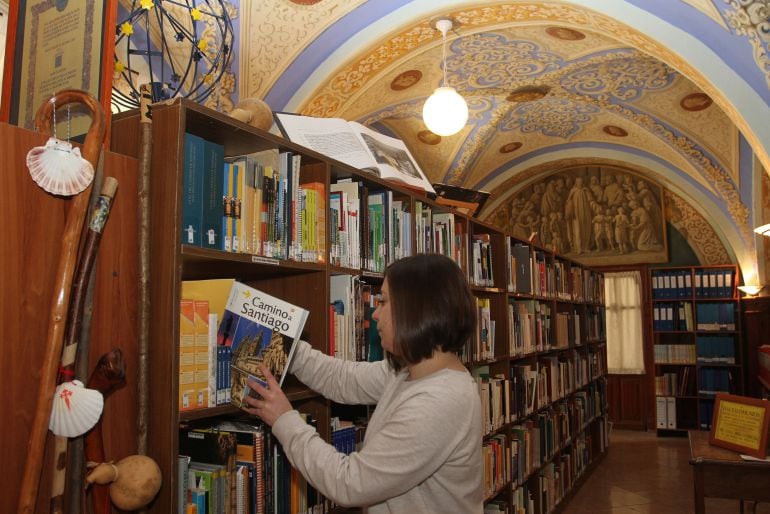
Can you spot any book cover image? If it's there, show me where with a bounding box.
[218,281,309,408]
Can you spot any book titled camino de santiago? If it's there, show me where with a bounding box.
[217,281,309,409]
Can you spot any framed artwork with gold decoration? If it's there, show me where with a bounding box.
[709,393,770,459]
[1,0,116,136]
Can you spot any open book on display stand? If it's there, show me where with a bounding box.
[217,281,309,409]
[274,112,435,194]
[431,182,490,216]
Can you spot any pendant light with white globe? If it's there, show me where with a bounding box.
[422,19,468,137]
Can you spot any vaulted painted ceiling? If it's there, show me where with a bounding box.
[222,1,770,282]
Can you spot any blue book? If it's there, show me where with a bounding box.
[202,140,224,250]
[182,133,205,246]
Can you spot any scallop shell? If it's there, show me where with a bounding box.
[26,137,94,196]
[49,380,104,437]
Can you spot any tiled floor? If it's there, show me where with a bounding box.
[561,429,770,513]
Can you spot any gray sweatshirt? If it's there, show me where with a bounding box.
[272,340,484,513]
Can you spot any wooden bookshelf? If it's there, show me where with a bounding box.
[110,98,608,514]
[649,265,744,435]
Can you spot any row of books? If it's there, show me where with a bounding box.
[698,368,735,396]
[178,278,309,412]
[508,418,609,514]
[510,357,606,430]
[179,298,222,411]
[329,180,412,272]
[414,202,467,271]
[483,434,509,500]
[652,302,693,331]
[654,368,695,397]
[699,400,716,430]
[468,297,496,362]
[655,396,678,429]
[553,310,581,349]
[182,135,326,263]
[506,300,603,359]
[585,305,606,342]
[695,302,736,331]
[179,419,330,514]
[696,336,737,364]
[330,419,360,455]
[328,275,382,363]
[510,391,607,489]
[654,344,696,364]
[508,300,552,356]
[651,268,735,299]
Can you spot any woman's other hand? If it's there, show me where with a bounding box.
[242,364,293,426]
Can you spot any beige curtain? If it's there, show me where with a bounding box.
[604,271,645,374]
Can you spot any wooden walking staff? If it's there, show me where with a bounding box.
[16,90,106,514]
[136,83,153,458]
[50,177,119,514]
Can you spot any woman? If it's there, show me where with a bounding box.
[243,253,483,513]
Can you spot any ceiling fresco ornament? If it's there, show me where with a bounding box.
[390,70,423,91]
[300,3,682,117]
[446,33,564,92]
[558,55,675,102]
[292,2,768,174]
[603,125,629,137]
[545,26,586,40]
[507,85,551,102]
[241,0,363,99]
[680,93,713,111]
[501,96,601,138]
[417,130,441,145]
[722,0,770,88]
[500,142,523,153]
[446,101,513,185]
[663,189,731,264]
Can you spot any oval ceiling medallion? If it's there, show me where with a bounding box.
[390,70,422,91]
[506,85,551,103]
[603,125,628,137]
[680,93,713,111]
[500,142,523,153]
[417,130,441,145]
[545,27,586,41]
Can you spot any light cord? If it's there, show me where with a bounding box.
[442,26,447,87]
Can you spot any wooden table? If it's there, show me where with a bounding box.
[689,430,770,513]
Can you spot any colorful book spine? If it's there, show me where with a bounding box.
[202,139,224,250]
[222,161,234,252]
[193,300,210,409]
[182,133,205,246]
[179,299,197,411]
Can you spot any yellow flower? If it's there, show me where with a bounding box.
[197,39,208,52]
[120,21,133,36]
[191,8,202,21]
[141,0,154,10]
[114,61,126,74]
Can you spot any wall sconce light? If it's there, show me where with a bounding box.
[422,18,468,137]
[754,224,770,236]
[737,284,764,296]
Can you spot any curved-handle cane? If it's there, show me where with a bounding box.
[17,89,106,514]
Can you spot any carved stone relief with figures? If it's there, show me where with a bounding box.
[490,167,669,266]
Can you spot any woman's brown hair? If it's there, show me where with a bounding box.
[383,253,477,370]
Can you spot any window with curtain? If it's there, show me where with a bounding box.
[604,271,645,374]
